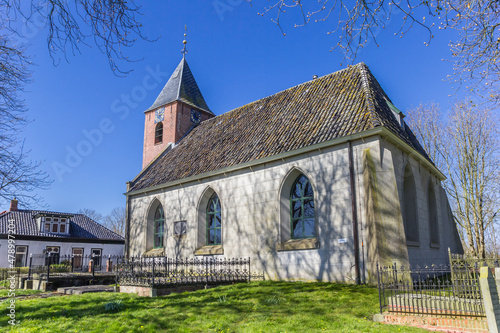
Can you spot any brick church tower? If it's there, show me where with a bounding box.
[142,54,214,168]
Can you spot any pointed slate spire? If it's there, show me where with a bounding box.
[145,57,212,114]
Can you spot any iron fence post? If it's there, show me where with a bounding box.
[377,262,382,314]
[71,254,74,273]
[248,257,251,282]
[115,256,119,286]
[92,254,96,279]
[152,257,155,290]
[205,257,208,287]
[27,253,32,280]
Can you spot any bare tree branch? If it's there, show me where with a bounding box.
[407,100,500,258]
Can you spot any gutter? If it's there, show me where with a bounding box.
[125,127,445,197]
[348,140,361,285]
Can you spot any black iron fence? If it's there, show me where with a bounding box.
[377,263,486,317]
[22,253,260,289]
[28,254,125,281]
[117,257,252,288]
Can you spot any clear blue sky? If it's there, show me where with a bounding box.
[6,1,461,215]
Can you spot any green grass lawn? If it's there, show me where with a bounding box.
[0,281,427,333]
[0,289,43,298]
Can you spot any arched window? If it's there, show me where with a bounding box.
[155,123,163,144]
[290,174,315,239]
[428,181,439,246]
[206,193,221,245]
[403,164,419,243]
[154,205,165,248]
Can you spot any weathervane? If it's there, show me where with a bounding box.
[181,25,188,56]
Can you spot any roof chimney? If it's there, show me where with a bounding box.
[10,198,18,211]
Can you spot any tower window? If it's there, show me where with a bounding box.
[155,123,163,144]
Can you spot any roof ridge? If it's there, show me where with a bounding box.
[193,64,362,127]
[358,63,381,128]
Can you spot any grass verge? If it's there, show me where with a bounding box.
[0,281,427,332]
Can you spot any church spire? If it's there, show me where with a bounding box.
[144,26,212,115]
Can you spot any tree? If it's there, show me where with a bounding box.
[252,0,500,100]
[1,0,151,75]
[103,207,125,237]
[0,33,51,206]
[0,1,150,206]
[77,208,103,224]
[407,101,500,258]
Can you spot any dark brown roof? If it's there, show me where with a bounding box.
[0,210,124,241]
[129,63,429,192]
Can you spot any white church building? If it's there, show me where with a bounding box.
[124,54,463,283]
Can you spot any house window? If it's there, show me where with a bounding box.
[403,164,419,244]
[44,223,50,232]
[60,223,66,233]
[155,123,163,144]
[15,246,28,267]
[52,223,58,233]
[206,193,221,245]
[428,181,439,246]
[154,205,165,248]
[290,174,316,239]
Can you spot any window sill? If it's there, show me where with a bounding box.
[430,242,440,249]
[143,248,164,257]
[277,238,319,251]
[406,240,420,247]
[194,245,224,256]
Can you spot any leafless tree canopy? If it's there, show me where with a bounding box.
[407,101,500,257]
[1,0,151,75]
[77,208,104,224]
[0,1,151,207]
[252,0,500,100]
[78,207,125,237]
[103,207,125,236]
[0,33,51,206]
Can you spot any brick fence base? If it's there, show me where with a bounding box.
[374,313,489,333]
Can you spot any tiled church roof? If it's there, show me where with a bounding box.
[145,57,212,114]
[129,63,429,192]
[0,210,124,241]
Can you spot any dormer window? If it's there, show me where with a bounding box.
[36,214,71,235]
[385,98,405,130]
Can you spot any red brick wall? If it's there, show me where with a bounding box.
[142,102,214,168]
[380,313,488,333]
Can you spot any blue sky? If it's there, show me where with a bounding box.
[6,1,461,215]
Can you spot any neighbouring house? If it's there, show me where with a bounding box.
[0,199,124,268]
[124,54,463,283]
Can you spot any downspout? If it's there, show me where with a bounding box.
[125,182,131,258]
[348,140,361,285]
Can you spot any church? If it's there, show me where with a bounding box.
[124,52,463,284]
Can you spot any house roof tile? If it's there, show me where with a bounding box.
[0,210,124,241]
